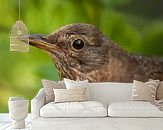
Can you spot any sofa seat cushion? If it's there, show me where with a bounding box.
[40,101,107,117]
[108,101,163,117]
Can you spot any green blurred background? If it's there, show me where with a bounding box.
[0,0,163,113]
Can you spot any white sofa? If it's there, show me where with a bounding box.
[31,82,163,130]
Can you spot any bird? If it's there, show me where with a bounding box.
[28,23,163,83]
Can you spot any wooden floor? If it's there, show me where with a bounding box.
[0,114,31,130]
[0,122,31,130]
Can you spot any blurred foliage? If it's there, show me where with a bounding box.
[0,0,163,113]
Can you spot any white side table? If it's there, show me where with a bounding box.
[8,97,29,129]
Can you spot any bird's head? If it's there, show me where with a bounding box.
[29,23,110,80]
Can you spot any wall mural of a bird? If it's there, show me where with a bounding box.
[27,23,163,83]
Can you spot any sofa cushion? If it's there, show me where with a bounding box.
[40,101,107,117]
[53,88,88,103]
[108,101,163,117]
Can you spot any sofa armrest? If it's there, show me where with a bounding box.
[31,88,45,119]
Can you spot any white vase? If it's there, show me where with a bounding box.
[8,97,29,129]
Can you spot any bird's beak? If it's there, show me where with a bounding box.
[28,34,60,52]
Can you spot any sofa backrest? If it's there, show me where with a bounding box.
[88,82,133,105]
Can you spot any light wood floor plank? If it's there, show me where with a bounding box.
[2,122,31,130]
[0,123,6,127]
[25,123,31,130]
[0,122,11,130]
[0,114,31,130]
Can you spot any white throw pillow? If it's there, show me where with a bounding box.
[53,88,88,103]
[131,80,159,102]
[64,78,90,99]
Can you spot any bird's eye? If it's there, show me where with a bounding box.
[72,39,85,50]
